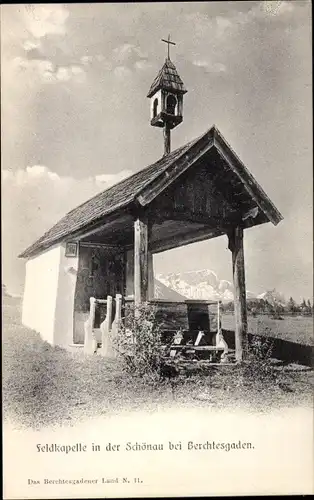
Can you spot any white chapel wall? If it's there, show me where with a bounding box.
[22,245,62,344]
[53,242,79,346]
[150,89,162,119]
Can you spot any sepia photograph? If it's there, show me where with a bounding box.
[2,1,313,498]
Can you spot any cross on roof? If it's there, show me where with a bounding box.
[161,34,176,59]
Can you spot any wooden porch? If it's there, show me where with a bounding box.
[83,294,229,363]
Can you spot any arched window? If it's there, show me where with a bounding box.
[153,98,158,118]
[166,94,177,115]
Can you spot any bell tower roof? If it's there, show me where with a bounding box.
[147,57,188,98]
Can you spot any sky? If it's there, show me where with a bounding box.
[1,1,312,302]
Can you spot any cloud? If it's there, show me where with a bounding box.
[23,5,69,39]
[2,165,132,253]
[13,56,86,84]
[3,165,132,193]
[95,170,132,186]
[80,54,112,71]
[23,39,41,52]
[13,56,54,80]
[113,65,132,78]
[134,60,152,71]
[186,2,298,75]
[113,43,147,62]
[112,43,150,72]
[215,16,233,36]
[193,60,227,73]
[1,164,131,294]
[55,65,85,82]
[262,1,295,16]
[3,5,87,88]
[80,55,94,65]
[186,1,296,44]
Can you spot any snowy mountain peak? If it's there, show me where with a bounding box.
[157,269,242,302]
[257,289,286,305]
[156,269,266,302]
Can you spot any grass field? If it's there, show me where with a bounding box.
[222,313,313,346]
[2,300,313,430]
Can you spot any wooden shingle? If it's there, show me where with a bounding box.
[147,58,188,98]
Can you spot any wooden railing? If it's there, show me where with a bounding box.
[84,295,229,362]
[84,294,123,356]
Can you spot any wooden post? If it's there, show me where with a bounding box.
[228,226,248,362]
[100,295,113,357]
[163,122,171,155]
[148,251,155,299]
[109,294,122,359]
[134,216,149,306]
[215,301,229,361]
[84,297,96,354]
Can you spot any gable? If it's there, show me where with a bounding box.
[148,159,235,223]
[137,127,283,227]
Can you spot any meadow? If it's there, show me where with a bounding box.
[2,298,313,430]
[222,313,313,346]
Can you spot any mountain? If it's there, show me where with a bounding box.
[156,269,257,302]
[257,289,286,306]
[154,279,187,301]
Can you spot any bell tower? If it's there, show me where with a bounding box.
[147,35,187,156]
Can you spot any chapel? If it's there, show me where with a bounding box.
[19,37,283,361]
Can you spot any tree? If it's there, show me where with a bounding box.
[306,299,313,316]
[300,298,307,315]
[287,297,297,314]
[264,300,274,315]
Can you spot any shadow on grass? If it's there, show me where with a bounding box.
[3,312,147,428]
[222,330,314,367]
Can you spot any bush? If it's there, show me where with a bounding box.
[244,335,275,381]
[224,334,278,391]
[113,303,173,385]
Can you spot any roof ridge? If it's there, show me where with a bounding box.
[65,134,203,218]
[19,129,211,258]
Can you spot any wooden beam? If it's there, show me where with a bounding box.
[228,226,248,362]
[147,208,214,226]
[134,216,149,305]
[150,226,224,254]
[69,211,133,242]
[79,242,123,251]
[148,208,243,228]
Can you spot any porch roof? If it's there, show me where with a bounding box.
[19,125,283,259]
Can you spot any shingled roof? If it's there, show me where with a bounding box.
[19,125,283,259]
[147,58,188,98]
